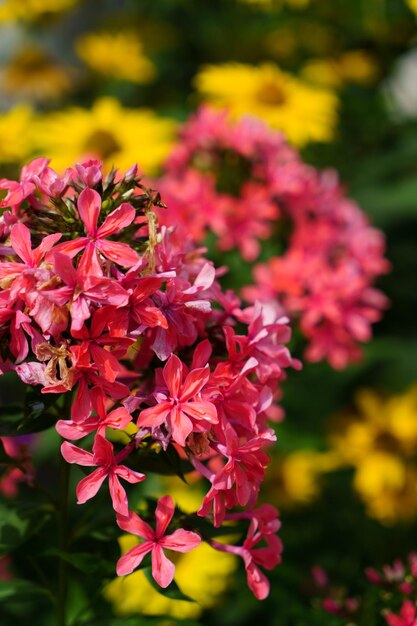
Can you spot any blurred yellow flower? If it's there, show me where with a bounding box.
[329,386,417,524]
[2,46,75,102]
[273,450,340,507]
[75,31,156,84]
[104,537,236,619]
[194,62,338,146]
[353,452,417,524]
[0,105,33,164]
[0,0,77,23]
[302,50,379,88]
[34,97,176,174]
[407,0,417,16]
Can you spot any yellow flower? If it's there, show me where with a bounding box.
[354,453,417,524]
[0,0,77,23]
[33,97,176,175]
[329,385,417,524]
[273,450,341,507]
[302,50,379,88]
[407,0,417,16]
[104,538,236,619]
[194,62,338,146]
[3,46,74,102]
[75,31,156,84]
[0,105,33,165]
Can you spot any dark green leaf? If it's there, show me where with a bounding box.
[143,566,195,602]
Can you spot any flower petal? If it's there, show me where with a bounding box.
[160,528,201,553]
[155,495,175,538]
[116,510,154,540]
[77,188,101,235]
[116,542,152,577]
[151,544,175,588]
[61,441,95,466]
[76,466,108,504]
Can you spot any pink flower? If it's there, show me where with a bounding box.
[137,353,218,446]
[61,435,145,515]
[385,601,417,626]
[51,188,139,275]
[116,495,201,587]
[44,253,129,331]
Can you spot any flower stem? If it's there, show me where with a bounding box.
[56,395,72,626]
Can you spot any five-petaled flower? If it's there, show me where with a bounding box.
[116,495,201,587]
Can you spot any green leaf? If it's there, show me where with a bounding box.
[143,566,195,603]
[130,443,193,480]
[0,502,51,556]
[45,549,100,574]
[0,579,47,602]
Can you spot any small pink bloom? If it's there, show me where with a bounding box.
[116,495,201,587]
[50,188,139,275]
[61,435,145,515]
[385,600,417,626]
[137,353,217,446]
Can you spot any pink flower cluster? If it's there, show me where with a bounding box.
[313,554,417,626]
[157,106,389,369]
[0,158,298,597]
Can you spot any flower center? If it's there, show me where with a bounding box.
[84,130,122,160]
[256,81,287,106]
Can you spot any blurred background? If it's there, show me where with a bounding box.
[0,0,417,624]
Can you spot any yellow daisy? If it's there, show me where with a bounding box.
[3,46,75,102]
[0,105,34,165]
[194,62,338,146]
[0,0,77,23]
[33,97,176,175]
[75,31,156,84]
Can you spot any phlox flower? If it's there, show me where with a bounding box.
[61,435,145,515]
[137,353,218,446]
[116,495,201,587]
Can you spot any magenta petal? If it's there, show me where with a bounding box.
[114,465,145,484]
[116,510,154,540]
[108,472,128,516]
[181,401,218,423]
[169,407,193,447]
[116,542,152,577]
[77,188,101,235]
[76,466,108,504]
[96,239,139,267]
[155,495,174,538]
[245,559,270,600]
[163,354,183,397]
[179,366,210,402]
[61,441,95,466]
[92,434,114,466]
[10,223,33,265]
[160,529,201,553]
[96,202,135,238]
[137,402,172,428]
[151,544,175,588]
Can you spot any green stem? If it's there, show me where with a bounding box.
[56,395,72,626]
